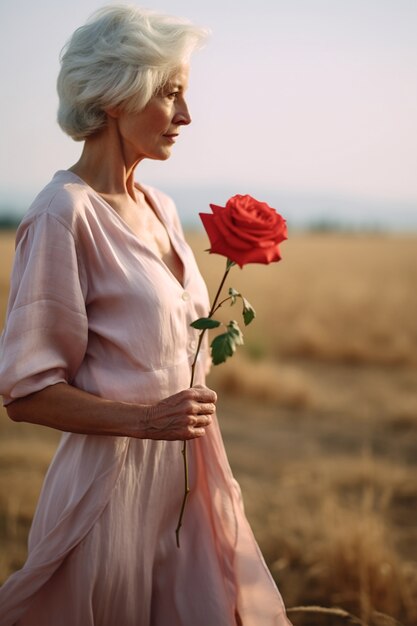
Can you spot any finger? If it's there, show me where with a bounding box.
[190,386,217,403]
[197,415,212,428]
[188,414,212,428]
[186,425,206,439]
[178,399,212,417]
[196,403,216,415]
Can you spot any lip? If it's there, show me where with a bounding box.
[163,133,179,143]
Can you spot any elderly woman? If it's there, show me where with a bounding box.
[0,5,291,626]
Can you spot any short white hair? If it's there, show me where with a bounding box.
[57,4,208,141]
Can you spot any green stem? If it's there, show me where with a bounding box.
[210,295,233,316]
[175,259,234,548]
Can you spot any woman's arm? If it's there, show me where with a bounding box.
[6,382,216,441]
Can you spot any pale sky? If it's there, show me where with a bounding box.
[1,0,417,227]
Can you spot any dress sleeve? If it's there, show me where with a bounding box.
[0,213,88,405]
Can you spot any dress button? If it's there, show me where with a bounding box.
[181,291,190,301]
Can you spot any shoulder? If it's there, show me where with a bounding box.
[17,171,99,241]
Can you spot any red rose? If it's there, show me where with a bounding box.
[199,194,287,268]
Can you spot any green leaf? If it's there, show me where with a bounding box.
[210,320,244,365]
[227,320,244,345]
[242,297,256,326]
[226,258,236,270]
[228,287,240,305]
[211,332,235,364]
[190,317,221,330]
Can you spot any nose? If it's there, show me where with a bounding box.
[174,100,191,126]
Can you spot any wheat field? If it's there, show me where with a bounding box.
[0,229,416,625]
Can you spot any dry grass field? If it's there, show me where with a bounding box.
[1,228,416,625]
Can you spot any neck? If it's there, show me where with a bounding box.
[68,118,142,200]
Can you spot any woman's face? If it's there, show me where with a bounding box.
[113,65,191,163]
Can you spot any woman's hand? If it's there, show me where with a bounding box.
[143,385,216,441]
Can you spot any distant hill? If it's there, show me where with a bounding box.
[1,186,416,232]
[0,213,21,230]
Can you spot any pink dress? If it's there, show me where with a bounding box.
[0,171,291,626]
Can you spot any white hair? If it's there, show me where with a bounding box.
[57,4,208,141]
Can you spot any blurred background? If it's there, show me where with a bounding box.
[0,1,416,624]
[1,0,417,230]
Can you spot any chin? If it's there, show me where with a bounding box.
[149,149,173,162]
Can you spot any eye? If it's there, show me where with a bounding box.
[166,91,180,100]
